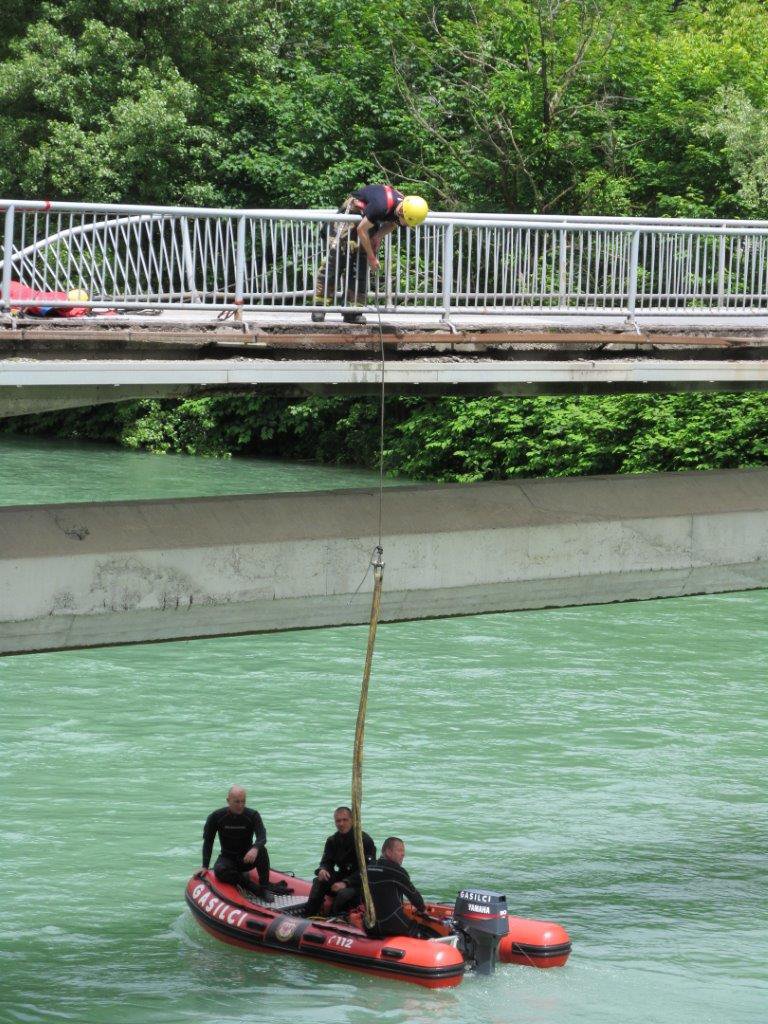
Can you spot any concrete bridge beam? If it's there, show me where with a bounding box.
[0,384,196,417]
[2,469,768,655]
[5,356,768,419]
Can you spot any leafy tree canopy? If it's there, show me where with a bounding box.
[3,1,768,216]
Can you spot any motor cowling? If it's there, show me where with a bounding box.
[452,888,509,975]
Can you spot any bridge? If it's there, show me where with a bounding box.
[4,200,768,415]
[4,199,768,655]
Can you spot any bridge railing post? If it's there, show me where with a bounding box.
[558,228,567,309]
[2,204,14,313]
[627,228,640,316]
[442,223,454,321]
[382,232,393,310]
[180,216,199,302]
[234,215,247,319]
[717,229,727,310]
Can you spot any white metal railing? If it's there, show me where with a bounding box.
[4,198,768,318]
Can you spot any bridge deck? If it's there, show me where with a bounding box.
[4,312,768,416]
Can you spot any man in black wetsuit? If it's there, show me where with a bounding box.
[301,806,376,917]
[202,785,275,903]
[341,836,437,938]
[312,185,429,324]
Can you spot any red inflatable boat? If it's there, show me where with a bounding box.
[185,868,571,988]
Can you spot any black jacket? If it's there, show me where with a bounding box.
[317,830,376,878]
[202,806,266,868]
[345,855,426,920]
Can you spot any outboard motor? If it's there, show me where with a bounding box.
[452,888,509,975]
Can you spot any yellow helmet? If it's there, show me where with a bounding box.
[67,288,89,303]
[401,195,429,227]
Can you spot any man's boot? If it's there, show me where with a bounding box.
[342,311,366,325]
[244,878,274,903]
[311,310,326,323]
[263,880,292,895]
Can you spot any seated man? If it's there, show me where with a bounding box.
[341,836,437,938]
[302,806,376,917]
[202,785,275,903]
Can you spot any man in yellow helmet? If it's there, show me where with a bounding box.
[313,185,429,324]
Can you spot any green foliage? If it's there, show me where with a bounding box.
[4,1,768,214]
[381,392,768,480]
[8,391,768,483]
[704,86,768,217]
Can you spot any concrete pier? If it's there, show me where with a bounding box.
[2,468,768,655]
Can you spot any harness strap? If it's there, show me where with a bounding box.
[383,185,396,215]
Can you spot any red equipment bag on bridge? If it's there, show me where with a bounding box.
[8,281,89,317]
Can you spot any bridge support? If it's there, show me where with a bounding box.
[0,384,196,417]
[2,469,768,655]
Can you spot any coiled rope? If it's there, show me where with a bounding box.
[351,273,387,930]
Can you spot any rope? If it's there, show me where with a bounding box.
[374,274,386,548]
[351,547,384,930]
[351,271,387,931]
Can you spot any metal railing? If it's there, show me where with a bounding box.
[4,198,768,318]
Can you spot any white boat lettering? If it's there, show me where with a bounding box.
[329,935,352,949]
[460,891,491,902]
[468,904,491,914]
[194,888,243,925]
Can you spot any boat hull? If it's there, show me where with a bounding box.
[415,903,572,969]
[185,870,465,988]
[185,869,572,984]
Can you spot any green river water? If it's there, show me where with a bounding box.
[1,435,766,1024]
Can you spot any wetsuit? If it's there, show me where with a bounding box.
[303,830,376,917]
[314,184,404,308]
[202,806,270,890]
[344,855,432,938]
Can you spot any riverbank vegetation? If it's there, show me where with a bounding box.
[7,391,768,482]
[4,1,768,479]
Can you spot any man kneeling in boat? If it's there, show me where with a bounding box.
[341,836,438,938]
[301,806,376,917]
[202,785,278,903]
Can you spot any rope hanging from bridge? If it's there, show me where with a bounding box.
[351,277,387,930]
[351,545,384,930]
